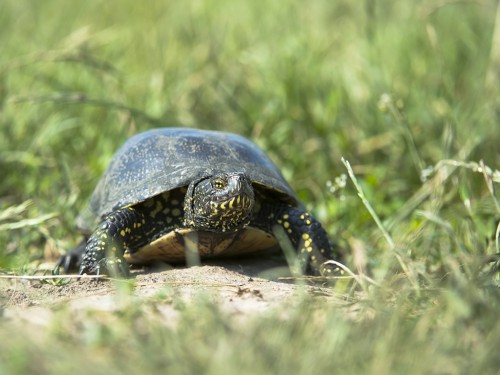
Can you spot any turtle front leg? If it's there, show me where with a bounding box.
[53,238,88,274]
[79,207,148,277]
[253,204,343,276]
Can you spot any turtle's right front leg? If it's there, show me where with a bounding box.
[80,207,147,277]
[53,237,88,274]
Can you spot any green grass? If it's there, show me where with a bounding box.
[1,0,500,373]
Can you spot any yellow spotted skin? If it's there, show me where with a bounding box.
[251,201,341,276]
[72,184,342,277]
[79,190,186,276]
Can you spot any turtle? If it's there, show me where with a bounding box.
[54,128,343,277]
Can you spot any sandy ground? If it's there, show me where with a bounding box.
[0,256,343,327]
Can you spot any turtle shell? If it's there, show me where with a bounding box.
[77,128,298,232]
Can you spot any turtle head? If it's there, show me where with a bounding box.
[183,173,254,232]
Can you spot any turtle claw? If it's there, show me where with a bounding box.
[53,254,79,275]
[52,239,87,275]
[319,260,344,277]
[79,257,130,278]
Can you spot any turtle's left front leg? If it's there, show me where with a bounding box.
[252,203,343,276]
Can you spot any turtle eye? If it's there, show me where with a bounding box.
[212,177,227,190]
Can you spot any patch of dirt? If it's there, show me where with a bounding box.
[0,256,342,326]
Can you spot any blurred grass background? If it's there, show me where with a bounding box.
[1,0,500,374]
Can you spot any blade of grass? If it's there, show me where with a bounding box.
[9,93,162,126]
[341,157,419,290]
[0,213,57,231]
[0,200,57,230]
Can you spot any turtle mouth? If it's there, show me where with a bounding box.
[211,193,253,214]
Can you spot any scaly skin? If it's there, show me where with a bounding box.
[56,203,341,277]
[251,203,342,276]
[54,176,342,277]
[78,192,185,276]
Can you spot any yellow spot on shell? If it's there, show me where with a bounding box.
[283,214,289,220]
[300,214,305,220]
[120,230,126,236]
[305,219,311,225]
[283,221,290,229]
[302,233,310,240]
[306,247,313,253]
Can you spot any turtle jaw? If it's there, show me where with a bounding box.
[184,173,255,233]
